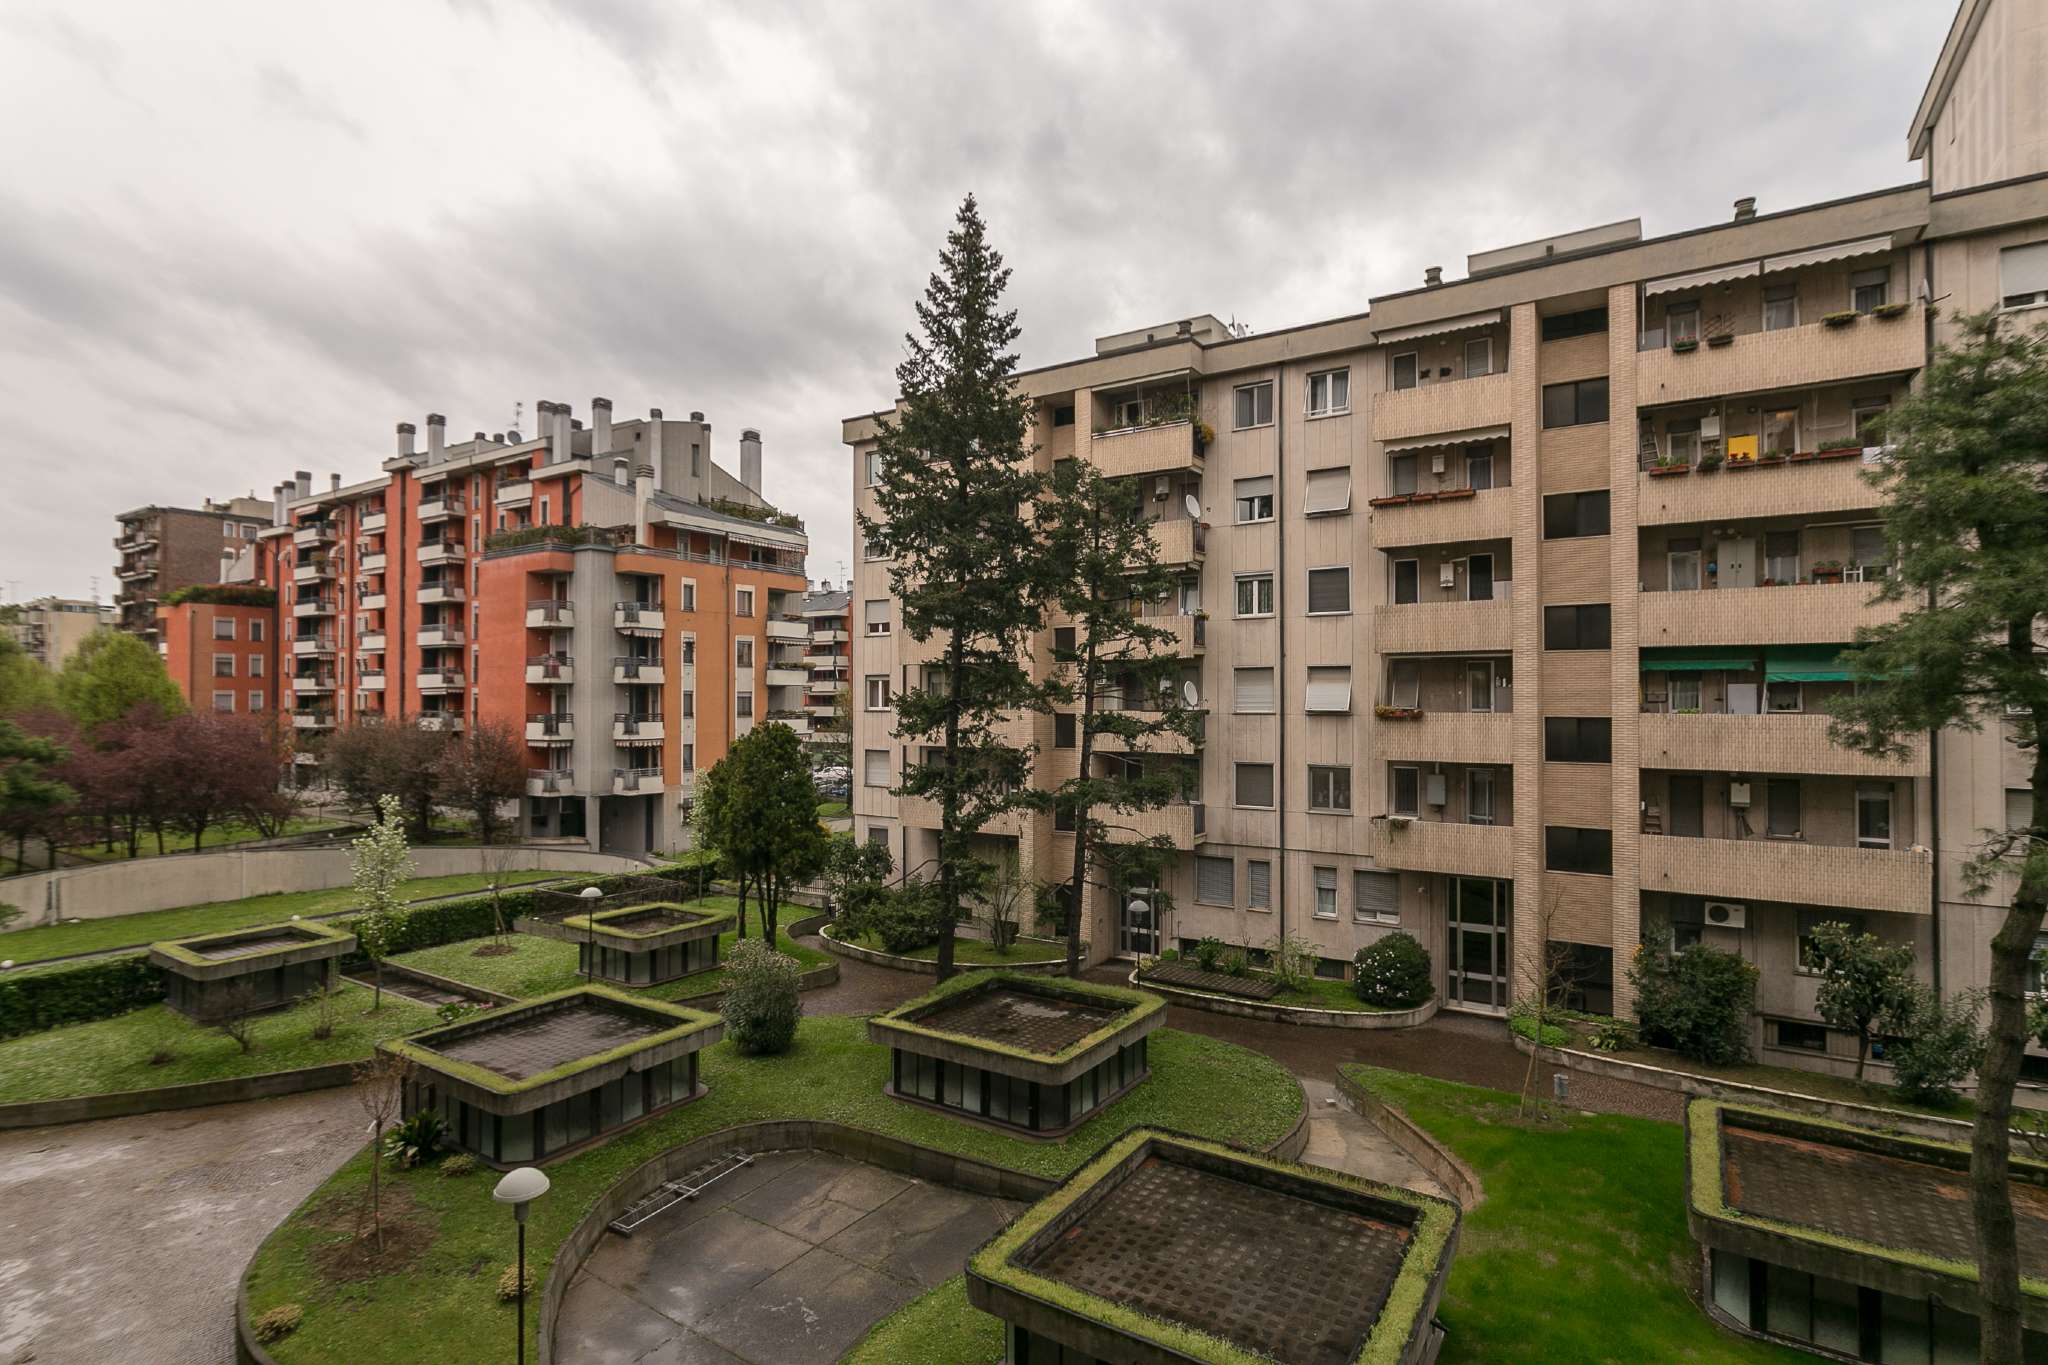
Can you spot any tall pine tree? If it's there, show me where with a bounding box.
[859,195,1051,979]
[1039,455,1204,975]
[1827,313,2048,1365]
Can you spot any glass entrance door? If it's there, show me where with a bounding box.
[1118,890,1159,958]
[1446,877,1512,1012]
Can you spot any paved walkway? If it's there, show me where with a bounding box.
[0,1088,366,1365]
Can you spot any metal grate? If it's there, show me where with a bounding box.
[609,1152,755,1235]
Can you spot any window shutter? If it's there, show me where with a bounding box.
[1354,871,1399,920]
[1233,667,1275,714]
[1235,475,1274,501]
[1247,861,1272,909]
[1235,763,1275,807]
[864,599,889,628]
[863,750,889,786]
[2003,242,2048,299]
[1304,666,1351,713]
[1196,856,1234,906]
[1304,468,1352,515]
[1306,568,1350,614]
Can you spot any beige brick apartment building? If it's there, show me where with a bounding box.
[846,0,2048,1080]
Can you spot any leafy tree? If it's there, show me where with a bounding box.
[352,1051,410,1252]
[163,711,293,852]
[324,720,449,837]
[821,832,892,919]
[691,752,746,939]
[1038,454,1205,976]
[0,717,69,897]
[1889,986,1984,1106]
[857,194,1054,979]
[698,723,828,946]
[350,795,414,1010]
[1824,313,2048,1363]
[978,847,1035,953]
[0,635,57,717]
[56,630,181,739]
[435,719,526,845]
[1628,941,1758,1066]
[720,938,803,1055]
[1804,920,1919,1083]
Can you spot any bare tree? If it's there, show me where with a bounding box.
[352,1052,411,1253]
[980,848,1033,954]
[213,983,261,1055]
[479,842,519,952]
[1516,891,1569,1117]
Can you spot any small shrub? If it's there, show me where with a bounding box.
[840,882,940,955]
[497,1263,534,1301]
[1887,987,1983,1106]
[306,985,341,1041]
[436,1000,480,1025]
[721,938,803,1055]
[1192,937,1227,973]
[1218,948,1249,978]
[1629,942,1759,1066]
[254,1304,303,1343]
[1263,934,1320,995]
[1508,999,1569,1048]
[1589,1018,1636,1053]
[1352,933,1433,1008]
[382,1111,446,1169]
[439,1153,478,1179]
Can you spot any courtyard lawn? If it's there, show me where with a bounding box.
[816,799,850,819]
[0,981,438,1103]
[843,1274,999,1364]
[829,924,1067,967]
[60,816,356,866]
[1342,1065,1809,1364]
[0,870,571,966]
[241,1016,1303,1365]
[389,897,831,1002]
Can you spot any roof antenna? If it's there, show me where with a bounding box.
[512,401,524,437]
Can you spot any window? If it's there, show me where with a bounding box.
[1390,352,1419,391]
[735,587,755,617]
[1234,573,1274,617]
[1465,443,1495,490]
[1233,667,1276,714]
[248,690,263,711]
[249,619,264,642]
[1054,712,1076,748]
[1392,559,1420,605]
[1542,377,1609,428]
[736,691,754,718]
[1467,768,1498,825]
[735,638,754,669]
[2000,241,2048,309]
[1850,266,1889,313]
[681,637,696,664]
[864,675,891,710]
[1233,381,1274,429]
[1464,336,1493,377]
[682,691,695,718]
[691,442,702,478]
[1544,717,1612,763]
[1387,453,1418,496]
[1305,567,1350,615]
[212,617,236,640]
[864,600,891,635]
[1052,404,1074,427]
[1355,871,1399,923]
[1667,536,1702,591]
[866,825,890,849]
[1312,867,1338,918]
[1111,395,1145,428]
[1388,659,1421,709]
[1306,368,1350,416]
[681,743,696,772]
[1247,860,1272,910]
[1305,666,1351,714]
[1304,467,1351,515]
[1543,604,1611,650]
[1465,660,1496,711]
[1773,1020,1830,1053]
[1766,778,1802,837]
[1541,307,1607,341]
[863,750,890,786]
[249,654,263,678]
[1762,408,1800,456]
[2007,788,2035,836]
[864,450,884,486]
[1666,420,1700,465]
[1764,529,1800,583]
[1233,476,1274,523]
[1389,765,1430,818]
[1308,766,1351,813]
[1543,490,1610,539]
[1234,762,1276,809]
[212,690,235,712]
[1545,826,1613,876]
[1857,782,1894,848]
[682,582,697,612]
[1666,302,1701,347]
[1767,680,1803,713]
[1195,856,1234,906]
[213,654,235,677]
[1051,626,1077,659]
[1763,283,1798,331]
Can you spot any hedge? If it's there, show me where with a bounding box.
[162,583,277,607]
[0,954,164,1039]
[335,862,709,965]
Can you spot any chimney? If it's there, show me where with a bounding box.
[330,473,341,493]
[295,470,311,499]
[272,483,287,526]
[1424,266,1443,287]
[395,422,416,458]
[591,397,612,454]
[740,429,763,495]
[426,413,446,461]
[647,410,664,492]
[473,431,487,443]
[1733,196,1757,221]
[553,402,574,464]
[689,410,704,423]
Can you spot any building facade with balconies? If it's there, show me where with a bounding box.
[843,0,2048,1079]
[799,586,851,756]
[112,497,272,643]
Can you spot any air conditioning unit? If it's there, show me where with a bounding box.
[1728,781,1752,808]
[1704,900,1747,929]
[1700,413,1723,440]
[1439,563,1457,589]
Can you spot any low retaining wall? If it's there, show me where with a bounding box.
[818,924,1072,976]
[0,845,654,923]
[1127,971,1440,1031]
[1334,1068,1484,1210]
[508,922,840,1005]
[354,961,516,1008]
[0,1060,358,1132]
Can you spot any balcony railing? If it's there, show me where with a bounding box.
[358,670,386,690]
[526,599,574,628]
[526,713,573,744]
[418,493,466,521]
[293,673,337,693]
[416,668,465,692]
[358,552,388,574]
[359,510,387,534]
[1638,831,1930,917]
[613,656,663,683]
[1090,420,1203,478]
[292,523,337,548]
[292,598,338,618]
[292,558,337,582]
[292,637,337,656]
[613,766,663,794]
[416,713,464,733]
[1373,371,1512,444]
[1149,519,1206,566]
[291,710,336,730]
[613,713,665,743]
[526,654,573,685]
[358,631,386,652]
[417,583,466,605]
[1372,597,1513,654]
[1373,816,1513,877]
[417,624,464,647]
[1638,579,1907,649]
[1370,486,1514,550]
[1637,711,1927,778]
[527,768,572,796]
[494,479,533,505]
[614,601,665,633]
[1373,709,1513,765]
[417,540,468,566]
[1636,305,1925,408]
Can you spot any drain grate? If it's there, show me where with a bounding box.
[608,1152,755,1235]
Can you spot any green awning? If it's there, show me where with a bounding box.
[1640,647,1761,673]
[1765,644,1860,683]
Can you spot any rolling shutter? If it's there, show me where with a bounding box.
[863,749,890,786]
[1304,666,1352,713]
[1195,856,1234,906]
[1354,871,1399,921]
[1304,467,1352,515]
[1306,567,1351,615]
[1234,667,1275,714]
[1247,860,1272,909]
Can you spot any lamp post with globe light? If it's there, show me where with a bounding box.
[579,886,603,981]
[492,1165,550,1365]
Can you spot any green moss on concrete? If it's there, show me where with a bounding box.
[149,918,354,968]
[874,970,1163,1066]
[559,901,735,943]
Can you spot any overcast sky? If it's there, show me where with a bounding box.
[0,1,1953,602]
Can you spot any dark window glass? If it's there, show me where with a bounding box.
[1545,825,1614,875]
[1052,405,1075,427]
[1054,712,1076,749]
[1541,307,1609,341]
[1393,560,1420,605]
[1543,490,1610,538]
[1053,626,1076,657]
[1543,604,1611,650]
[1774,1020,1829,1052]
[1544,717,1613,763]
[1542,378,1610,428]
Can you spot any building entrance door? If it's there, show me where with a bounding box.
[1117,889,1160,959]
[1446,876,1512,1012]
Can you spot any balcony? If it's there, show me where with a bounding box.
[1373,709,1513,765]
[1115,800,1206,848]
[1373,597,1513,654]
[1373,372,1512,445]
[117,559,159,580]
[1373,817,1513,877]
[526,655,574,686]
[293,673,337,695]
[526,713,574,745]
[613,714,665,744]
[358,551,387,574]
[613,766,663,795]
[765,615,808,643]
[359,509,387,534]
[527,768,573,796]
[613,656,663,684]
[292,637,336,657]
[494,479,533,507]
[292,523,337,548]
[1639,581,1907,649]
[416,713,464,733]
[1370,486,1514,550]
[810,626,850,645]
[292,598,338,619]
[417,540,467,567]
[1638,448,1889,526]
[805,699,839,718]
[418,491,465,522]
[526,600,574,629]
[417,583,466,605]
[1637,711,1926,778]
[1149,519,1206,567]
[358,670,386,691]
[1637,306,1924,409]
[1638,832,1930,916]
[416,668,465,693]
[614,601,665,635]
[291,710,336,731]
[292,558,338,585]
[1089,421,1202,478]
[765,666,809,688]
[358,630,386,652]
[417,624,464,648]
[1095,706,1205,757]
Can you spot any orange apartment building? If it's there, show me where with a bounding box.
[157,588,280,716]
[225,399,808,855]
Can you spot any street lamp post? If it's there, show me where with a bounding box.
[492,1166,550,1365]
[579,886,602,981]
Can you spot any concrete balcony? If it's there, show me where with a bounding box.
[1373,372,1512,444]
[1147,613,1206,657]
[613,657,663,685]
[292,559,337,584]
[417,624,464,648]
[527,768,573,796]
[417,541,467,567]
[416,584,466,606]
[1115,800,1206,848]
[293,673,337,695]
[292,523,337,548]
[1369,486,1514,550]
[526,600,574,629]
[356,593,387,612]
[1149,519,1206,567]
[494,479,533,507]
[613,714,664,744]
[418,491,465,522]
[805,700,839,718]
[1373,710,1513,765]
[1638,581,1908,650]
[1639,831,1931,916]
[767,711,811,736]
[614,602,665,635]
[416,713,464,733]
[1637,711,1927,778]
[359,510,387,534]
[1095,708,1205,757]
[1637,307,1924,408]
[1638,449,1885,526]
[291,710,336,731]
[526,714,573,745]
[116,560,158,580]
[1090,421,1202,478]
[612,766,663,795]
[898,794,1035,840]
[358,552,387,574]
[1373,817,1513,877]
[765,617,808,643]
[416,668,465,693]
[1372,597,1512,654]
[292,598,338,619]
[809,627,850,646]
[357,631,386,653]
[357,671,386,691]
[765,667,808,687]
[526,656,574,686]
[291,637,336,657]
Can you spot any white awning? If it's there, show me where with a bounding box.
[1375,309,1502,345]
[1762,235,1894,275]
[1381,424,1509,455]
[1643,260,1760,297]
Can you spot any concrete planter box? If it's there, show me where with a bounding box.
[149,920,356,1023]
[1130,968,1440,1030]
[819,923,1073,976]
[559,902,735,986]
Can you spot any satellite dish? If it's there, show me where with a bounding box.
[1182,493,1202,520]
[1182,680,1199,706]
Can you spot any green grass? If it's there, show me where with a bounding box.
[816,800,850,819]
[0,871,570,965]
[244,1018,1302,1364]
[0,982,439,1102]
[1142,962,1384,1013]
[60,817,355,865]
[833,926,1067,966]
[843,1274,1000,1364]
[390,897,831,1002]
[1341,1065,1809,1364]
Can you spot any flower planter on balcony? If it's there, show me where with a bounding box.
[1822,311,1859,328]
[1648,463,1692,477]
[1786,451,1815,463]
[1671,339,1700,354]
[1706,333,1735,348]
[1697,456,1724,473]
[1870,302,1909,320]
[1725,459,1757,472]
[1436,487,1478,500]
[1373,705,1424,720]
[1812,446,1861,461]
[1368,495,1415,508]
[1754,454,1788,467]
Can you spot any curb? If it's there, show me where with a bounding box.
[1334,1068,1485,1210]
[1126,970,1439,1030]
[0,1060,359,1132]
[818,924,1072,976]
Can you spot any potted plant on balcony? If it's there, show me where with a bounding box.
[1787,448,1817,463]
[1368,493,1414,508]
[1754,450,1789,466]
[1815,437,1862,459]
[1810,559,1844,584]
[1373,704,1424,720]
[1822,309,1859,328]
[1437,486,1477,500]
[1696,450,1725,473]
[1706,329,1736,348]
[1671,336,1700,354]
[1647,457,1692,477]
[1870,301,1909,320]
